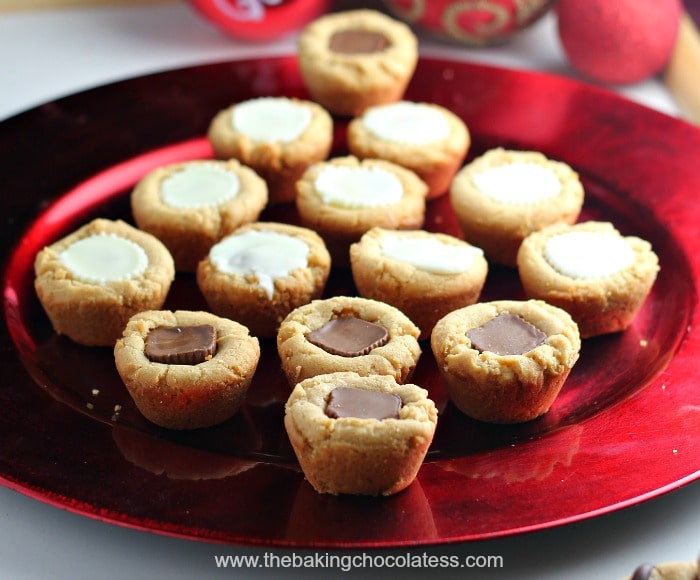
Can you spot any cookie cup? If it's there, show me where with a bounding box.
[517,221,660,338]
[208,97,333,204]
[114,309,260,430]
[350,227,487,340]
[295,155,427,265]
[197,221,331,338]
[449,148,584,266]
[431,300,580,423]
[284,371,437,496]
[34,218,175,347]
[277,296,421,385]
[131,159,268,272]
[297,9,418,116]
[347,101,470,199]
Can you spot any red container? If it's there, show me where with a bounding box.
[189,0,330,41]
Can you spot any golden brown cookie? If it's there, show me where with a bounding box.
[626,558,699,580]
[114,309,260,430]
[295,155,427,265]
[196,221,331,338]
[449,148,584,266]
[350,227,488,340]
[297,9,418,116]
[131,159,268,272]
[347,100,470,199]
[208,96,333,204]
[34,218,175,347]
[284,371,437,495]
[517,221,660,338]
[277,295,421,385]
[431,299,581,423]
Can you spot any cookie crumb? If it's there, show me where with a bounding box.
[91,388,100,396]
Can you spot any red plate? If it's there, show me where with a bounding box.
[2,56,699,548]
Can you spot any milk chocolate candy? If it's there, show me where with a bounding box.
[325,386,402,420]
[329,29,389,54]
[631,563,657,580]
[466,312,547,356]
[145,324,217,364]
[307,316,389,357]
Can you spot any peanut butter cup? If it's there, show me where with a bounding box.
[277,296,421,385]
[307,317,388,357]
[325,386,402,420]
[466,312,547,356]
[145,325,217,365]
[329,29,389,54]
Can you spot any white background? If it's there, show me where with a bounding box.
[1,2,698,579]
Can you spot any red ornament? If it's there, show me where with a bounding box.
[188,0,330,42]
[556,0,682,85]
[382,0,554,45]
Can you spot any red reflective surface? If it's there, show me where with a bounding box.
[1,56,699,548]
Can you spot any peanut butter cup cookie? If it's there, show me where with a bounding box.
[297,9,418,116]
[449,148,584,266]
[517,221,659,338]
[277,296,421,385]
[131,159,268,272]
[114,309,260,430]
[208,96,333,204]
[34,218,175,346]
[431,300,580,423]
[284,371,437,495]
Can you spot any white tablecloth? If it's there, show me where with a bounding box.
[1,3,698,579]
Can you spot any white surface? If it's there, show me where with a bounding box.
[1,3,698,579]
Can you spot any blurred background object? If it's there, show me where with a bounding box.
[556,0,682,85]
[0,0,175,8]
[663,7,700,124]
[0,0,697,123]
[188,0,330,41]
[381,0,554,45]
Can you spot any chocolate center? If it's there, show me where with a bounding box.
[325,387,402,420]
[631,563,657,580]
[329,29,389,54]
[307,316,389,357]
[145,324,217,365]
[466,312,547,356]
